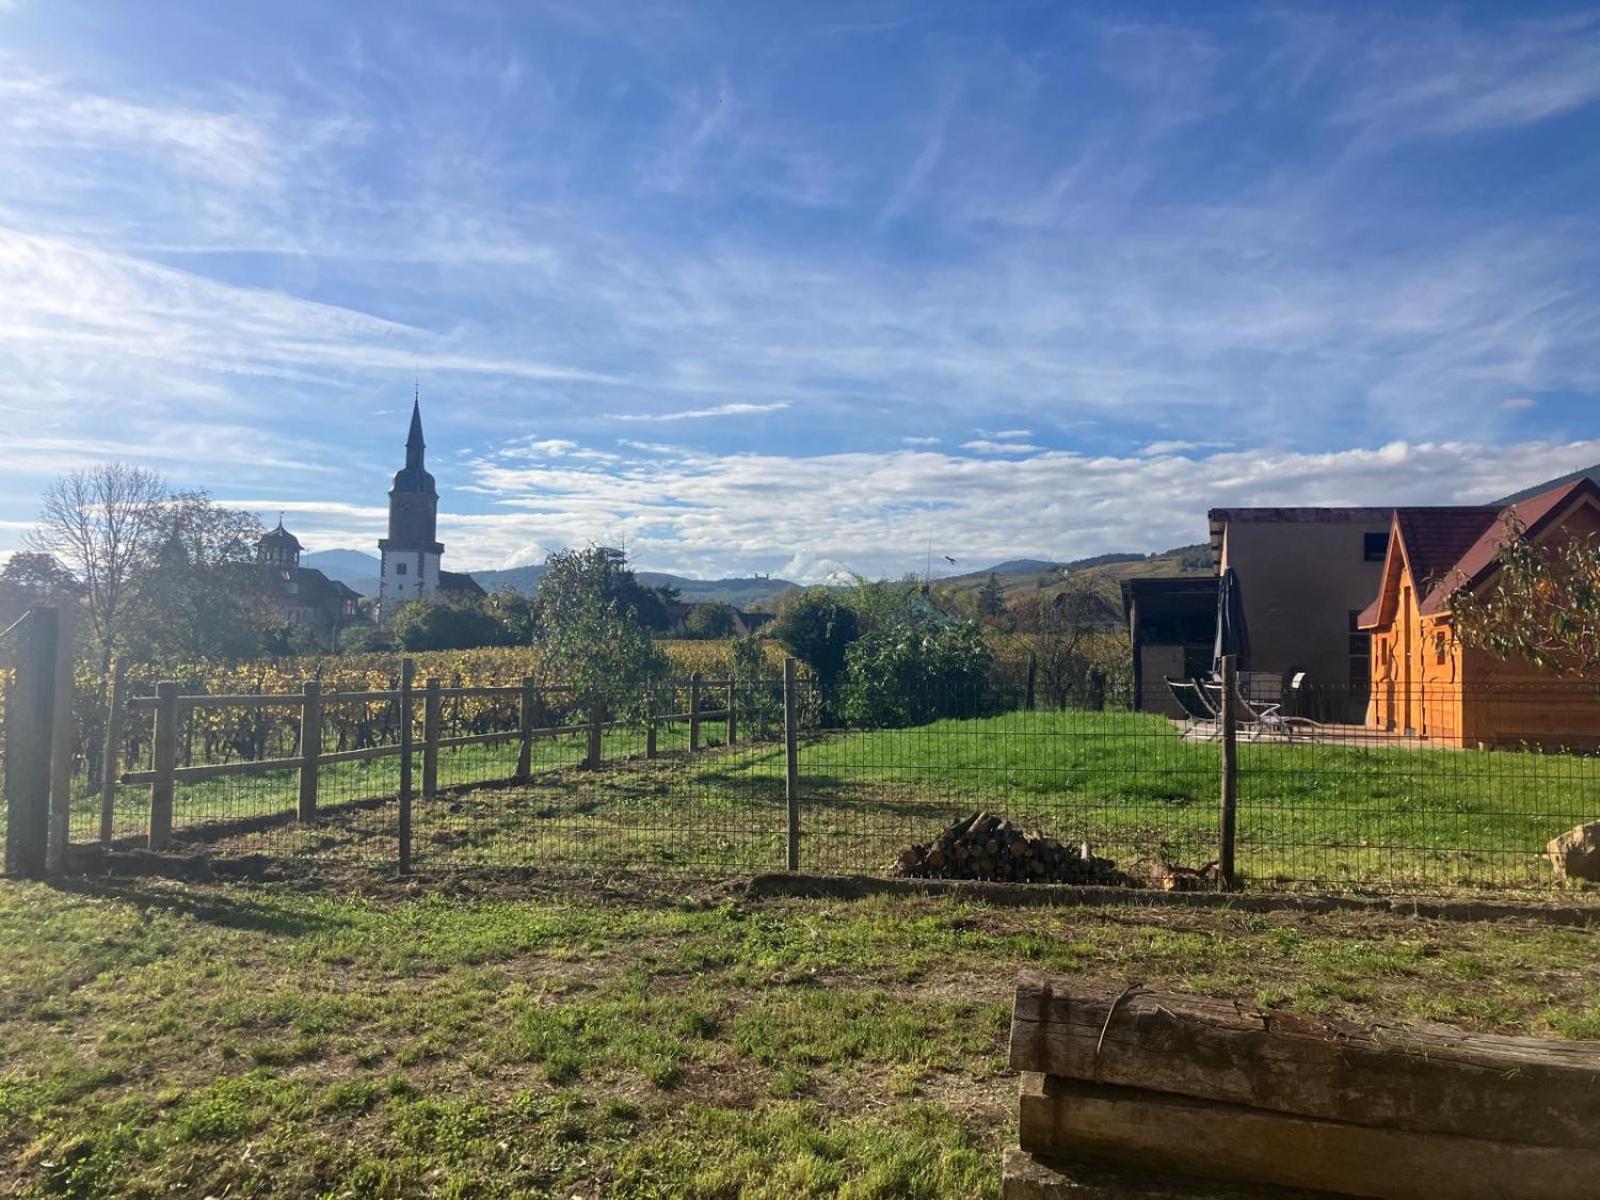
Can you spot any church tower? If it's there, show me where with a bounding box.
[378,396,445,619]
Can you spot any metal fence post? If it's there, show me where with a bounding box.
[784,657,800,871]
[4,607,57,877]
[398,658,414,874]
[645,686,658,760]
[46,603,75,874]
[689,672,702,753]
[100,657,126,847]
[516,676,535,781]
[298,679,321,822]
[1025,651,1038,711]
[1219,654,1239,891]
[422,677,441,799]
[586,705,603,769]
[726,676,738,747]
[150,680,180,850]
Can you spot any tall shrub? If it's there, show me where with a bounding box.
[840,621,991,728]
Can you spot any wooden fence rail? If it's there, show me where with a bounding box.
[109,661,802,869]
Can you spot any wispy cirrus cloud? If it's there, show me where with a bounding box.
[605,402,791,422]
[1332,11,1600,138]
[1,4,1599,577]
[961,439,1042,455]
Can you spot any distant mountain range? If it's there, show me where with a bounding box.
[300,551,802,609]
[302,542,1212,611]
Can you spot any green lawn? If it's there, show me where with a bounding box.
[68,710,1600,893]
[4,875,1600,1198]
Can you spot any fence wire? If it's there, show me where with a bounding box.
[7,662,1600,897]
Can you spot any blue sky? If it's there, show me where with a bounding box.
[2,1,1600,581]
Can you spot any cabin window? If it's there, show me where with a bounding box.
[1363,532,1389,562]
[1435,631,1448,665]
[396,562,407,576]
[1348,610,1371,686]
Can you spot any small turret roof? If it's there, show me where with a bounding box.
[259,517,302,551]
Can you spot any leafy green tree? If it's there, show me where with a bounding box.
[0,551,81,627]
[539,545,676,632]
[772,588,860,698]
[122,494,267,662]
[535,545,668,717]
[683,602,737,639]
[1453,512,1600,679]
[977,572,1007,620]
[839,620,992,728]
[389,594,514,651]
[486,588,540,643]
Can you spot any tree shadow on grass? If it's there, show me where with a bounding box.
[51,875,353,938]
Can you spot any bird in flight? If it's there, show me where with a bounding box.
[943,555,958,565]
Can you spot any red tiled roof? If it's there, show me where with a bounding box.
[1419,478,1600,614]
[1391,506,1501,597]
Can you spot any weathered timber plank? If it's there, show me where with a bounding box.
[1009,972,1600,1148]
[1019,1076,1600,1200]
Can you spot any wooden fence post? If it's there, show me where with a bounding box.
[46,603,75,874]
[516,676,535,781]
[149,680,179,850]
[1025,651,1038,712]
[1219,654,1238,891]
[586,705,603,769]
[4,607,57,877]
[99,658,126,847]
[398,658,414,874]
[422,677,441,799]
[726,676,738,747]
[784,657,800,872]
[298,679,321,822]
[689,672,702,753]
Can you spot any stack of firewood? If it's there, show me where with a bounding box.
[894,811,1122,884]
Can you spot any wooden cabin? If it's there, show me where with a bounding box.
[1358,479,1600,749]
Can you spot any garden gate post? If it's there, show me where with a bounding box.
[100,657,126,846]
[398,659,414,874]
[3,607,57,877]
[46,602,76,874]
[1219,654,1239,891]
[726,676,737,747]
[516,677,535,781]
[149,681,180,850]
[689,672,702,753]
[422,678,441,799]
[298,679,321,822]
[784,657,800,871]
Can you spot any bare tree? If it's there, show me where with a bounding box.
[28,464,167,673]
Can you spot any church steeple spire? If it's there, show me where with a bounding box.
[406,391,425,470]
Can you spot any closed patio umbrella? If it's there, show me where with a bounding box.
[1213,567,1250,672]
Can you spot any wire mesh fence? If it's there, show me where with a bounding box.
[10,652,1600,896]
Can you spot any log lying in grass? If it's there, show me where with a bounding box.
[1009,972,1600,1149]
[1018,1075,1600,1200]
[895,811,1123,885]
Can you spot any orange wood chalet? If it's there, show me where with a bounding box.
[1359,478,1600,749]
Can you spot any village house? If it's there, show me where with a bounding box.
[255,520,363,648]
[1359,478,1600,749]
